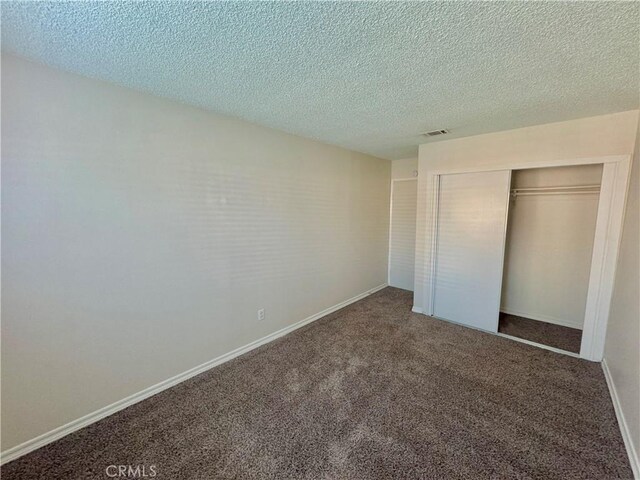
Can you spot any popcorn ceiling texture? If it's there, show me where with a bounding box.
[1,1,638,159]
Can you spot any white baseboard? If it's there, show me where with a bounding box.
[602,359,640,479]
[0,283,387,466]
[499,307,583,330]
[411,306,423,314]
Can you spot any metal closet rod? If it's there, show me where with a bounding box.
[511,184,600,197]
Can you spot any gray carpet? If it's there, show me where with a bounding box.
[2,288,632,479]
[499,312,583,354]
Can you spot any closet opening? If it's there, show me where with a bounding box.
[498,164,603,354]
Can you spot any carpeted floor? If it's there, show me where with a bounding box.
[2,287,631,479]
[499,312,583,354]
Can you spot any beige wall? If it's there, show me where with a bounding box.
[415,111,639,312]
[604,118,640,471]
[501,165,602,329]
[391,157,418,179]
[1,55,390,450]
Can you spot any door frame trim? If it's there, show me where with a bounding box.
[422,155,631,361]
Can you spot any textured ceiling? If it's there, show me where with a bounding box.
[1,1,639,159]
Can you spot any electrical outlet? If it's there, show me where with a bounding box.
[257,309,265,321]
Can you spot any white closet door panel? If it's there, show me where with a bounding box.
[433,170,511,332]
[389,180,417,291]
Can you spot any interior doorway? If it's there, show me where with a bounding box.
[388,178,417,291]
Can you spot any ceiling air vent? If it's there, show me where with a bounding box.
[423,129,449,137]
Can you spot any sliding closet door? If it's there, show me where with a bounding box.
[433,170,511,332]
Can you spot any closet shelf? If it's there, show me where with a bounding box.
[511,184,600,197]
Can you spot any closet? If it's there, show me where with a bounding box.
[430,164,602,355]
[499,165,602,353]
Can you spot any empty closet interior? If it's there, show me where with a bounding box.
[498,164,602,353]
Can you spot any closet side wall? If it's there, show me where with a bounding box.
[501,165,602,329]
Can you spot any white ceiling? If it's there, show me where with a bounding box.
[2,1,639,159]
